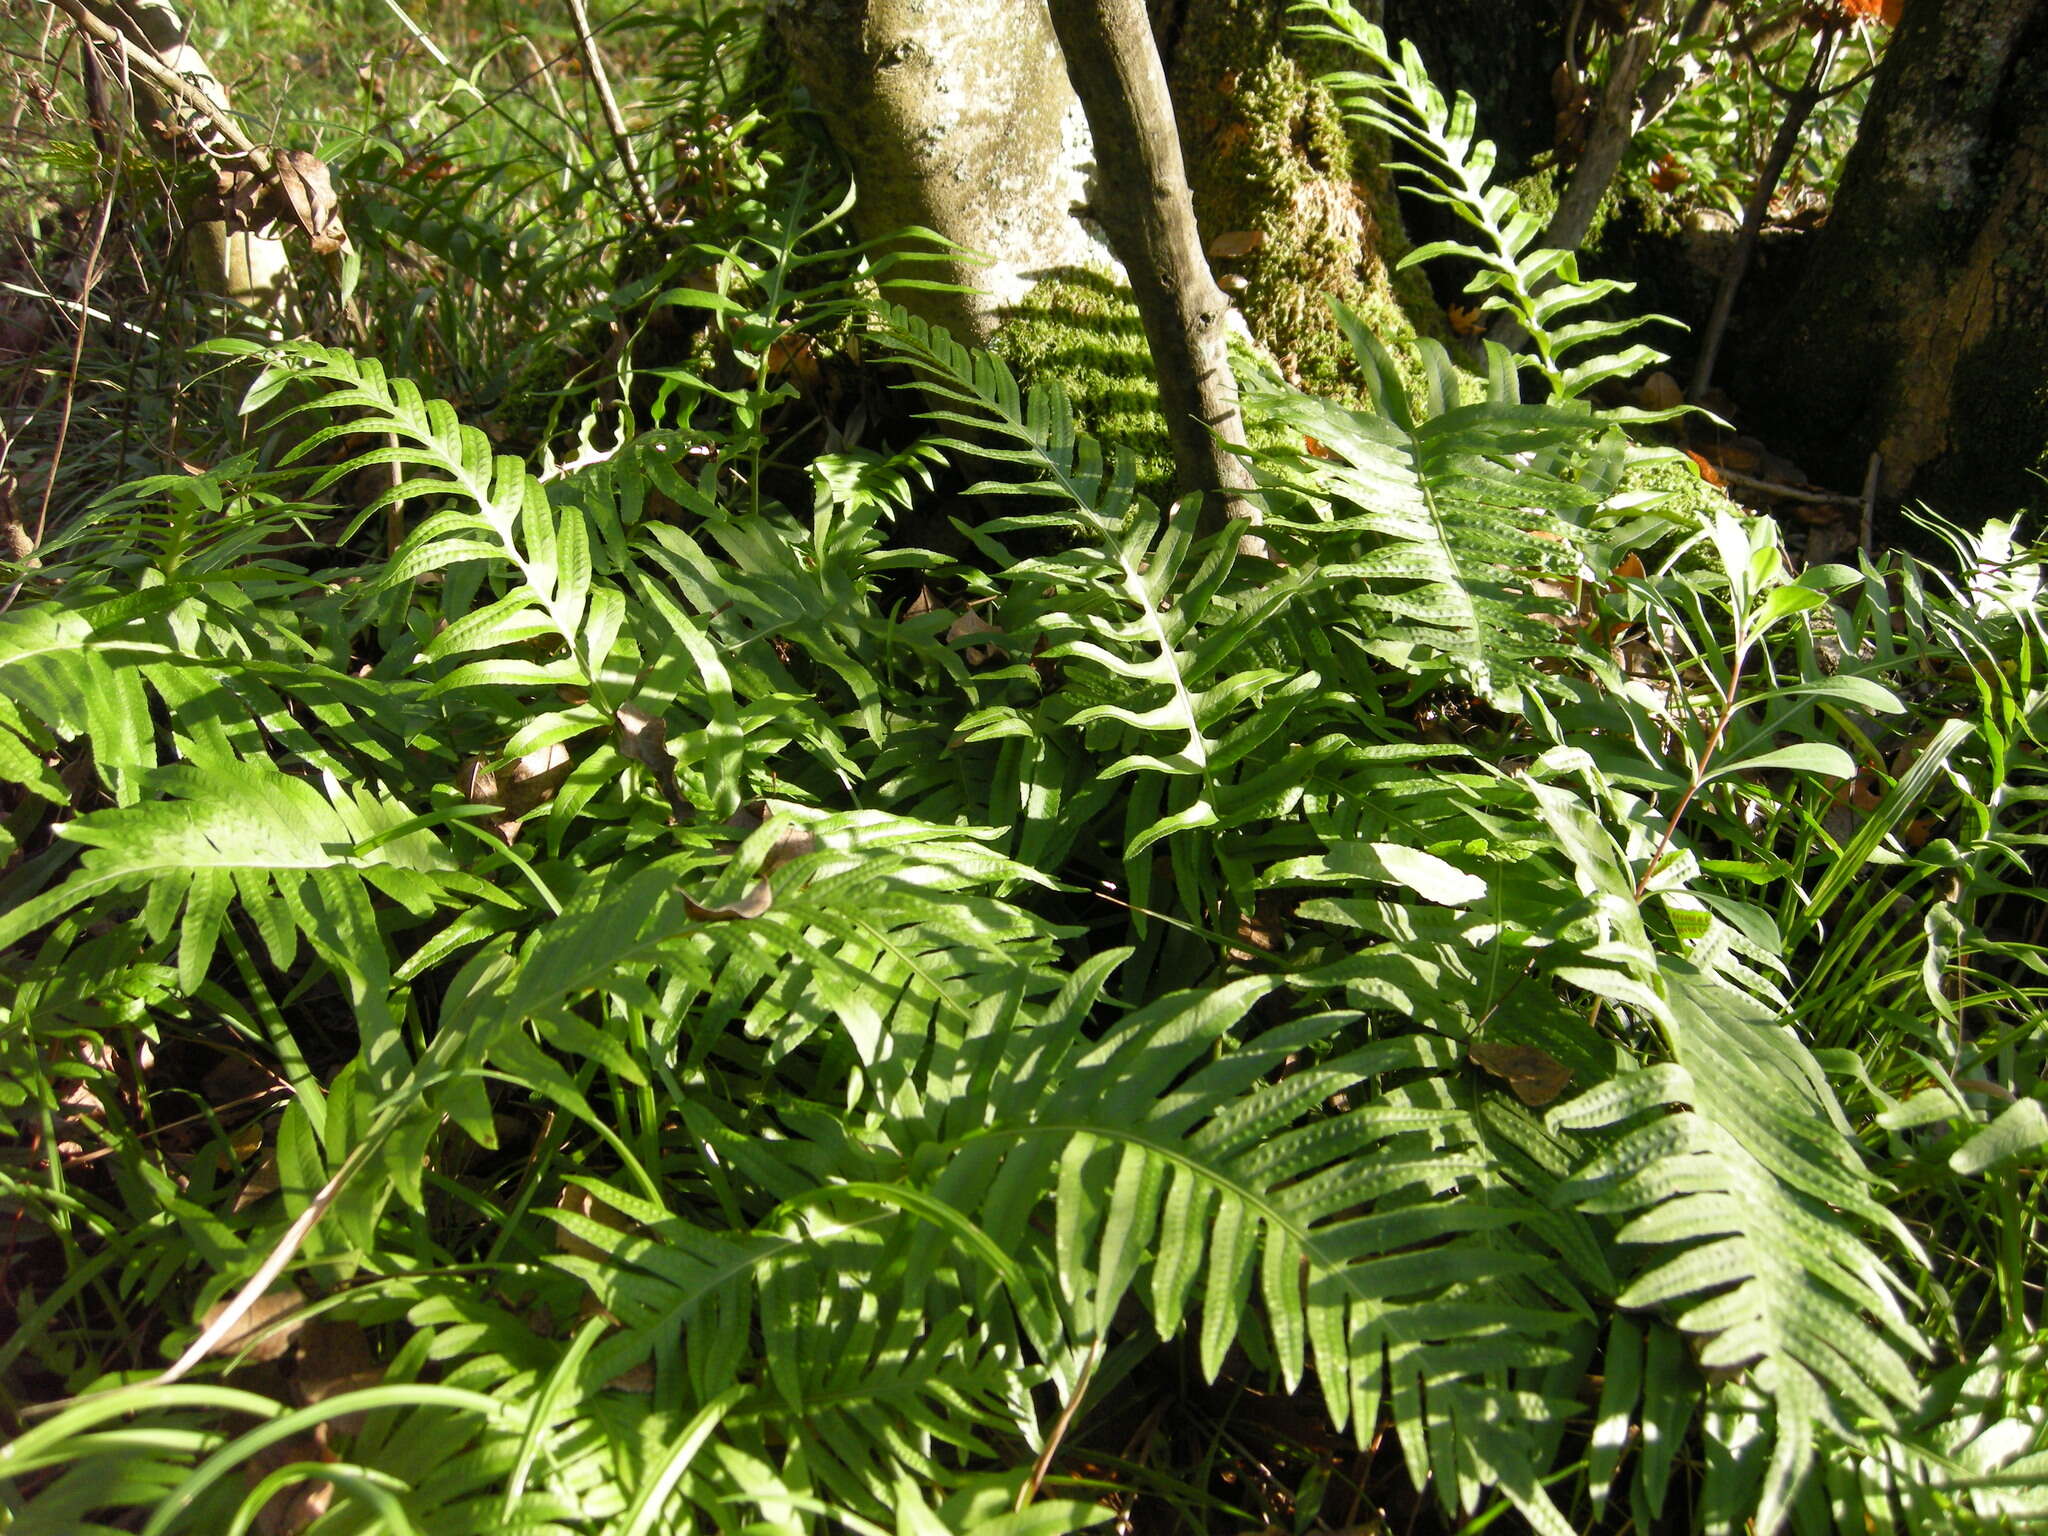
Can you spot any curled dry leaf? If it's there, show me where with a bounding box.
[202,1285,307,1364]
[724,800,818,875]
[683,878,774,923]
[497,741,573,820]
[947,606,1003,665]
[271,150,349,255]
[1468,1042,1574,1107]
[615,701,690,816]
[1447,303,1487,338]
[0,473,37,566]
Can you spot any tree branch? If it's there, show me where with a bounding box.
[1044,0,1258,538]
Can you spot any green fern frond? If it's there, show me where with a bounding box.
[1292,0,1677,404]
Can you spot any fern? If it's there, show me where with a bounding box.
[1246,301,1628,710]
[1293,0,1677,404]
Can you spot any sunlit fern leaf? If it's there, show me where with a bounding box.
[1550,970,1928,1531]
[1291,0,1679,406]
[1244,303,1622,711]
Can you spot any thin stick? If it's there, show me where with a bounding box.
[566,0,664,229]
[46,0,268,171]
[28,120,116,551]
[1711,466,1864,507]
[1019,1336,1104,1509]
[150,1134,375,1387]
[1858,451,1881,555]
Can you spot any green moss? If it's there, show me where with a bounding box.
[986,267,1314,505]
[1162,9,1438,405]
[1618,451,1743,529]
[988,268,1177,496]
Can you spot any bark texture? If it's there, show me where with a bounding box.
[1748,0,2048,514]
[1047,0,1255,525]
[769,0,1107,346]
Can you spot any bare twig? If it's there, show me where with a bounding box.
[1688,23,1842,401]
[26,103,116,555]
[46,0,268,171]
[1018,1337,1104,1509]
[1859,451,1881,555]
[1711,465,1864,506]
[566,0,664,228]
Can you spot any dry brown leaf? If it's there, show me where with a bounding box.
[1683,449,1725,488]
[947,607,1003,665]
[293,1320,383,1435]
[231,1145,283,1213]
[609,1359,657,1394]
[497,741,573,819]
[555,1183,631,1262]
[1635,371,1683,412]
[724,801,818,875]
[1447,302,1486,338]
[272,150,349,255]
[615,702,690,817]
[1468,1042,1574,1107]
[1206,229,1265,259]
[202,1286,307,1364]
[683,878,774,922]
[0,474,36,566]
[766,329,822,391]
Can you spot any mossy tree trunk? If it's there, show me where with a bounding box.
[1149,0,1441,394]
[1748,0,2048,516]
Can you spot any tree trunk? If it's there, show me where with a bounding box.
[1747,0,2048,515]
[80,0,291,308]
[769,0,1108,347]
[1151,0,1440,396]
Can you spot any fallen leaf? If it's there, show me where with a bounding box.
[1447,302,1486,337]
[1635,371,1683,412]
[948,607,1003,665]
[293,1320,383,1435]
[724,801,817,875]
[683,878,774,922]
[1683,449,1724,488]
[1468,1042,1574,1107]
[497,741,573,819]
[555,1183,632,1261]
[244,1432,334,1536]
[202,1286,307,1364]
[615,702,690,817]
[1207,229,1265,259]
[766,329,821,391]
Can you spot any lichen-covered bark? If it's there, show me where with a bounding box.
[769,0,1108,346]
[1749,0,2048,515]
